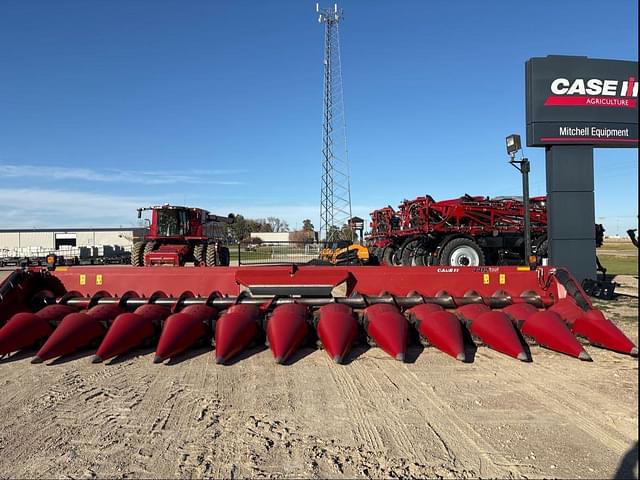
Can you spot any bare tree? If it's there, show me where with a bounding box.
[267,217,290,232]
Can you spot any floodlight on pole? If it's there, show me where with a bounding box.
[505,134,533,266]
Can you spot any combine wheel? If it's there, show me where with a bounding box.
[193,243,206,266]
[218,246,230,266]
[142,241,157,266]
[206,243,218,267]
[131,242,144,267]
[440,237,485,267]
[206,242,230,266]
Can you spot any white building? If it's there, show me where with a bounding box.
[0,227,146,258]
[249,232,291,244]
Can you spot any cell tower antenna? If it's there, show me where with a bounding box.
[317,3,352,242]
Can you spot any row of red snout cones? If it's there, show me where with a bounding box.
[0,299,637,365]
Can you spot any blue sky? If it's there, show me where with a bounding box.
[0,0,637,234]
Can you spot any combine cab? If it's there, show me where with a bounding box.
[132,205,234,267]
[0,264,636,365]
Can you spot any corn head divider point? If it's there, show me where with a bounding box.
[0,265,636,365]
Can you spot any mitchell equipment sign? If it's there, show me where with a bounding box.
[526,55,638,147]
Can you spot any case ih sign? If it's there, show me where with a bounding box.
[526,56,638,147]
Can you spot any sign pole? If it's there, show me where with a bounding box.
[508,151,532,265]
[522,158,531,264]
[545,145,596,283]
[525,55,637,283]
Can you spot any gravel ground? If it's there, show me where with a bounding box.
[0,272,637,479]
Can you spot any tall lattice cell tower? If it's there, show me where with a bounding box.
[317,3,352,241]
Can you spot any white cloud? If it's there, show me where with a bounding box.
[0,186,376,230]
[0,188,147,228]
[0,164,245,185]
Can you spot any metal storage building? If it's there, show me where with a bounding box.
[0,228,146,250]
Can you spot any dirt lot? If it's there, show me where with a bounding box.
[0,270,638,479]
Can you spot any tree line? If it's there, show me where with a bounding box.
[223,215,355,243]
[224,216,315,243]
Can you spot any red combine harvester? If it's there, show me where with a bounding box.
[132,205,234,267]
[0,264,636,366]
[367,194,549,267]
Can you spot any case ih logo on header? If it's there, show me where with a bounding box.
[545,76,638,108]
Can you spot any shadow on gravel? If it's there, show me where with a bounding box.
[106,346,156,365]
[514,328,533,362]
[614,441,638,480]
[48,349,96,365]
[462,328,478,363]
[0,349,38,363]
[166,345,211,365]
[404,345,424,364]
[223,343,268,366]
[342,344,370,365]
[281,346,316,366]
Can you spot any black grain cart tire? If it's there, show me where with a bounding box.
[131,241,144,267]
[439,237,485,267]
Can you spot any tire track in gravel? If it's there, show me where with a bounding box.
[170,351,255,479]
[172,350,217,479]
[328,357,386,451]
[376,355,524,479]
[496,349,636,455]
[5,359,158,478]
[59,364,155,476]
[344,356,442,466]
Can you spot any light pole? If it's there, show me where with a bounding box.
[506,134,532,266]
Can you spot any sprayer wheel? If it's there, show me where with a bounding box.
[400,239,421,266]
[382,246,396,266]
[439,237,485,267]
[412,245,429,266]
[538,240,548,257]
[533,236,548,258]
[131,241,144,267]
[193,243,206,266]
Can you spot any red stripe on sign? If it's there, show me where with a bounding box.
[540,137,638,143]
[544,96,637,108]
[626,77,635,97]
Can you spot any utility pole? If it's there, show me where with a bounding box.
[317,3,352,242]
